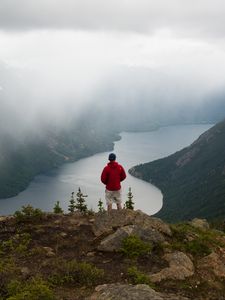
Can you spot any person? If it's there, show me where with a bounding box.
[101,153,126,211]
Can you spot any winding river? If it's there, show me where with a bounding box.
[0,124,212,216]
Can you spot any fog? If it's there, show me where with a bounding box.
[1,1,225,140]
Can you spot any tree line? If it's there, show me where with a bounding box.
[54,187,135,214]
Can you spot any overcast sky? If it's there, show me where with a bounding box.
[1,0,225,136]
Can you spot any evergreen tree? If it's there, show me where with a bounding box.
[125,187,134,210]
[68,192,76,213]
[98,198,105,212]
[75,187,88,213]
[53,201,64,214]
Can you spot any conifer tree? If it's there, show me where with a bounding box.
[98,198,105,212]
[54,201,64,214]
[75,187,88,213]
[125,187,134,210]
[68,192,76,213]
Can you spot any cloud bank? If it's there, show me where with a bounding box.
[0,0,225,38]
[0,1,225,139]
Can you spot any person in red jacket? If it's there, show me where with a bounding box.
[101,153,126,211]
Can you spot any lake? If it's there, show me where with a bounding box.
[0,124,212,216]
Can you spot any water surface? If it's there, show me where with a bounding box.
[0,124,212,215]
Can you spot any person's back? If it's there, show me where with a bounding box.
[101,153,126,211]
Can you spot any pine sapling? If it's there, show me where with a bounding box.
[75,187,88,213]
[125,187,134,210]
[68,192,76,213]
[54,201,64,214]
[98,198,105,212]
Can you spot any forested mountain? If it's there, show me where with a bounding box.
[129,119,225,222]
[0,124,119,199]
[1,80,225,201]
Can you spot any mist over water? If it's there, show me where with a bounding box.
[0,124,212,216]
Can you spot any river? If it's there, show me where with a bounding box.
[0,124,212,216]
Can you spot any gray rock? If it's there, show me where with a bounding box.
[98,226,132,252]
[88,283,190,300]
[92,209,171,237]
[20,266,30,278]
[0,216,14,222]
[198,248,225,278]
[98,224,164,252]
[189,218,210,231]
[150,251,194,282]
[42,246,55,257]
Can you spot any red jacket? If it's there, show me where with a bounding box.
[101,161,126,191]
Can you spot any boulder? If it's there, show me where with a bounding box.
[189,218,210,231]
[198,248,225,278]
[150,251,194,282]
[88,283,190,300]
[98,224,165,252]
[92,209,171,237]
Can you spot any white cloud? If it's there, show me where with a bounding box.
[0,1,225,138]
[0,0,225,39]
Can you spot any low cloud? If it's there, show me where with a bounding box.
[0,0,225,39]
[0,1,225,141]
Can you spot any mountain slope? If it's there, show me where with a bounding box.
[129,120,225,222]
[0,126,119,199]
[1,209,225,300]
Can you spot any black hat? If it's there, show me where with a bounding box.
[108,153,116,161]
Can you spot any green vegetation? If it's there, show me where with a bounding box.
[120,235,152,259]
[68,192,76,213]
[1,208,225,299]
[6,277,55,300]
[0,233,31,257]
[169,223,225,258]
[14,205,44,223]
[53,201,64,214]
[75,188,88,213]
[0,259,55,300]
[130,120,225,221]
[124,187,134,210]
[48,259,104,287]
[127,266,155,287]
[98,199,105,213]
[0,125,120,199]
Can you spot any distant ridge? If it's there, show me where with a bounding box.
[129,120,225,222]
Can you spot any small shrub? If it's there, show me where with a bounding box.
[7,277,55,300]
[170,223,193,241]
[14,205,44,223]
[127,266,155,287]
[120,235,152,259]
[0,234,31,257]
[0,259,20,298]
[48,259,104,287]
[185,240,211,257]
[170,223,223,257]
[86,209,95,216]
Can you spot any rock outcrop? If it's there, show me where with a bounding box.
[1,209,225,300]
[92,209,172,237]
[189,218,210,231]
[198,247,225,278]
[98,224,165,252]
[150,251,194,282]
[89,283,190,300]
